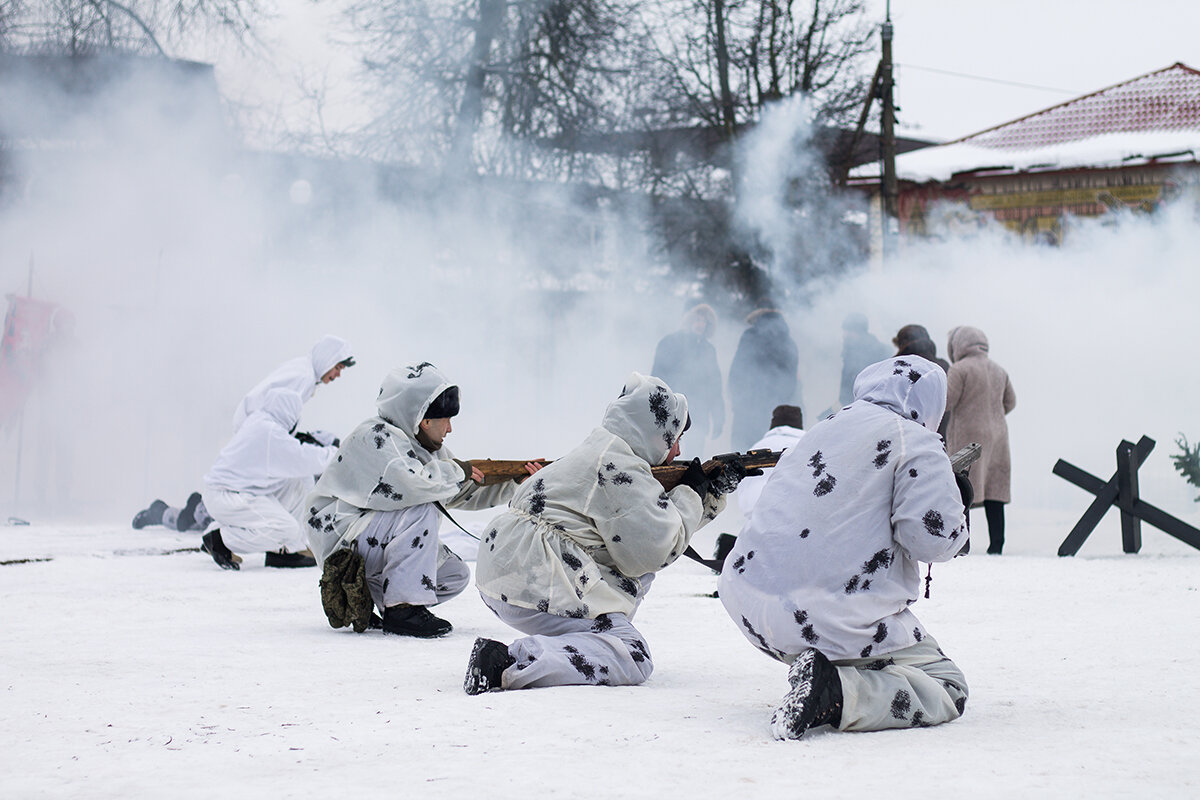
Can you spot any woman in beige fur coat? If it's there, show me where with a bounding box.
[946,326,1016,554]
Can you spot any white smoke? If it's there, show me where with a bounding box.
[0,59,686,521]
[4,61,1199,560]
[728,96,1200,552]
[779,202,1200,550]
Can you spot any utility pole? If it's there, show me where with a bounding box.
[879,4,899,259]
[9,255,35,524]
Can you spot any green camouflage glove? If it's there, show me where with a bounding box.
[319,548,374,633]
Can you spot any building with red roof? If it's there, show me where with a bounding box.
[851,63,1200,244]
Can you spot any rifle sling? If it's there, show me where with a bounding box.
[682,545,725,572]
[433,501,480,542]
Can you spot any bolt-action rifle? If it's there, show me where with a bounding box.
[469,448,785,489]
[471,450,784,571]
[950,442,982,477]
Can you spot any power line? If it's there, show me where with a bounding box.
[898,63,1080,94]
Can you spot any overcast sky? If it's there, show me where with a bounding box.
[229,1,1200,149]
[871,0,1200,141]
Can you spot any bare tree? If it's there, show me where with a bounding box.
[446,0,504,176]
[745,0,874,124]
[350,0,641,177]
[342,0,875,305]
[1,0,262,55]
[641,0,874,156]
[604,0,877,305]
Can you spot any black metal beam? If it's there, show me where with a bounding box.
[1053,436,1153,556]
[1053,435,1200,555]
[1116,440,1143,553]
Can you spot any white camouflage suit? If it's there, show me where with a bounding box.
[164,335,353,533]
[735,423,805,523]
[719,355,971,732]
[475,372,725,689]
[201,389,337,554]
[232,335,353,432]
[304,363,516,613]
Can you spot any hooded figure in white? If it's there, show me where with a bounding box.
[232,335,354,432]
[468,373,728,693]
[719,355,970,737]
[201,388,337,560]
[305,362,518,635]
[736,404,805,523]
[133,337,353,538]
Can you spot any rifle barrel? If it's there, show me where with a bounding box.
[471,449,785,490]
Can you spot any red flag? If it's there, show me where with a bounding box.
[0,294,62,429]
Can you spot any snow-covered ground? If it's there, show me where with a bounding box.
[4,503,1199,798]
[5,43,1200,799]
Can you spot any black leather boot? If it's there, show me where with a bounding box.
[201,530,241,571]
[176,492,204,531]
[265,550,317,568]
[132,500,167,529]
[771,648,844,740]
[464,638,515,695]
[382,604,452,638]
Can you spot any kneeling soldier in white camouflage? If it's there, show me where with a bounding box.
[719,355,971,739]
[465,372,741,694]
[306,363,531,638]
[200,388,338,570]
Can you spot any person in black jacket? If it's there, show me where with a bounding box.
[838,312,890,407]
[728,307,799,451]
[893,324,951,438]
[651,304,725,457]
[893,323,951,372]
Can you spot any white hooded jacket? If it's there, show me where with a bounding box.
[719,356,968,662]
[475,372,725,619]
[203,388,337,495]
[736,424,805,522]
[232,335,353,431]
[304,362,516,564]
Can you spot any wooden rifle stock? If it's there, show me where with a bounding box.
[469,448,785,489]
[469,459,550,486]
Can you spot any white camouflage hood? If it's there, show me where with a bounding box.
[601,372,689,466]
[376,362,456,437]
[852,355,947,432]
[310,335,354,380]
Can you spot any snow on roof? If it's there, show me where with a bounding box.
[852,63,1200,183]
[854,130,1200,183]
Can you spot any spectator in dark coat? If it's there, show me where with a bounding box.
[893,324,950,372]
[894,325,952,440]
[652,304,725,457]
[839,313,890,406]
[728,308,799,451]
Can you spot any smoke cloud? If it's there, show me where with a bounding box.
[0,58,684,521]
[3,64,1198,558]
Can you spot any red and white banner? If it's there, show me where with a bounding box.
[0,294,66,429]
